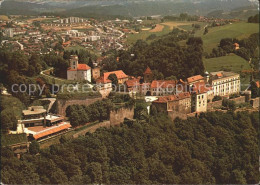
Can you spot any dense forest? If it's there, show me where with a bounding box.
[102,29,205,80]
[1,111,259,184]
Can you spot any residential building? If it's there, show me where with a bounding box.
[153,92,191,114]
[209,71,240,97]
[191,82,209,112]
[92,67,101,81]
[103,70,129,84]
[67,55,92,82]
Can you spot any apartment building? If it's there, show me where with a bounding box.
[209,71,240,97]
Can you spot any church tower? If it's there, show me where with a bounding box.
[144,67,153,83]
[70,55,78,69]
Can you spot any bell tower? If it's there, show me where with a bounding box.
[70,55,78,69]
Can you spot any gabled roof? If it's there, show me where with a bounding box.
[187,75,204,84]
[255,81,260,88]
[144,67,152,74]
[103,70,128,81]
[151,80,177,89]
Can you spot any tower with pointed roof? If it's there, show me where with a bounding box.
[143,67,153,83]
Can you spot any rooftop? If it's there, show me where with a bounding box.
[154,92,191,103]
[103,70,128,81]
[187,75,204,84]
[210,71,239,79]
[22,106,46,116]
[151,80,177,89]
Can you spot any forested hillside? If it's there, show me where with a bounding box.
[1,111,259,184]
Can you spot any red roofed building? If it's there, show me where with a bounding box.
[103,70,129,84]
[67,55,92,82]
[187,75,205,85]
[151,80,177,96]
[153,92,191,114]
[191,82,211,112]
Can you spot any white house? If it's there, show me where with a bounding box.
[67,55,91,82]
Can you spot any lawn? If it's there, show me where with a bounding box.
[195,22,259,53]
[127,24,171,44]
[203,54,251,73]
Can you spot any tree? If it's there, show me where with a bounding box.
[250,81,259,98]
[108,73,118,90]
[204,27,209,35]
[29,140,40,155]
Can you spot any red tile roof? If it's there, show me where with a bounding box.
[67,64,91,71]
[104,70,128,81]
[151,80,177,89]
[187,75,204,84]
[144,67,152,74]
[96,76,112,84]
[125,78,140,87]
[77,64,91,70]
[191,82,212,94]
[33,122,72,140]
[154,92,191,103]
[256,81,260,88]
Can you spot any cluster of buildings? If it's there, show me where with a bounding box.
[11,106,72,141]
[95,67,241,115]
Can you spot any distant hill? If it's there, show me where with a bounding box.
[207,6,259,20]
[0,0,258,18]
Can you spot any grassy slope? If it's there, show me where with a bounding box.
[195,22,259,53]
[204,53,251,73]
[127,24,171,45]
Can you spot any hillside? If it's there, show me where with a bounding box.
[195,22,259,53]
[0,0,258,17]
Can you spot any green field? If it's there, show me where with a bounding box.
[195,22,259,53]
[127,25,171,44]
[204,54,251,73]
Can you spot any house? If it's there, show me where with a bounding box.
[103,70,128,84]
[187,75,204,86]
[191,82,209,113]
[153,92,191,114]
[233,43,240,50]
[96,76,112,90]
[67,55,92,82]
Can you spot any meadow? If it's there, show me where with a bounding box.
[195,22,259,53]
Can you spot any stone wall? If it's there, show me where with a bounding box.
[110,107,134,126]
[207,96,246,111]
[250,97,259,108]
[207,100,222,111]
[168,111,187,121]
[56,97,102,116]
